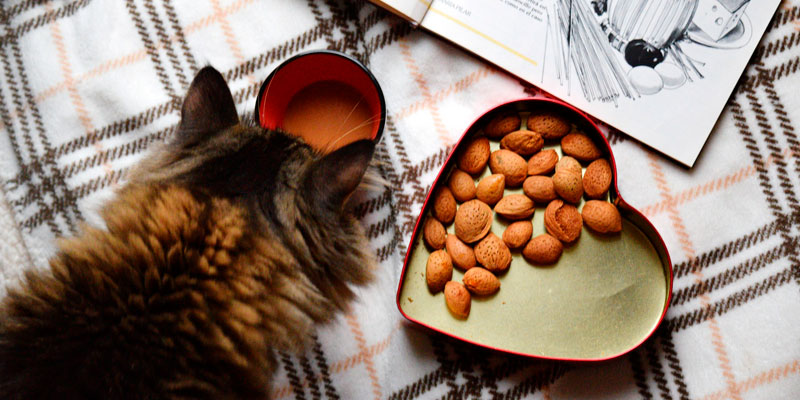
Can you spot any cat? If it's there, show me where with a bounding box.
[0,66,378,399]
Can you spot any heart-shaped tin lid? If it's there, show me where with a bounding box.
[396,98,673,361]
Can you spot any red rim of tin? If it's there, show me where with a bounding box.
[395,97,674,362]
[254,50,386,146]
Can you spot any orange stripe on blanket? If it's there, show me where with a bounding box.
[398,38,452,146]
[269,329,397,400]
[183,0,256,34]
[345,314,383,400]
[647,152,742,400]
[48,3,116,186]
[24,0,254,113]
[34,51,149,104]
[210,0,258,87]
[392,65,497,122]
[641,148,796,217]
[700,360,800,400]
[50,12,93,134]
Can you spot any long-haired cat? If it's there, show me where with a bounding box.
[0,66,377,399]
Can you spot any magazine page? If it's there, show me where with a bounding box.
[420,0,781,166]
[371,0,431,24]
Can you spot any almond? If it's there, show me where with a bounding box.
[448,169,477,202]
[544,199,582,243]
[494,194,535,220]
[444,281,471,319]
[581,200,622,234]
[476,174,505,206]
[432,187,457,224]
[561,133,603,162]
[523,176,557,203]
[484,113,521,139]
[489,149,527,187]
[555,155,582,175]
[445,235,477,270]
[474,233,512,273]
[522,234,563,264]
[527,149,559,176]
[502,220,533,249]
[528,112,570,139]
[552,169,584,204]
[500,130,543,156]
[454,199,493,243]
[583,159,612,199]
[462,267,501,296]
[457,137,490,175]
[426,250,453,293]
[423,218,446,249]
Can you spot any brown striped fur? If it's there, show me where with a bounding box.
[0,67,378,399]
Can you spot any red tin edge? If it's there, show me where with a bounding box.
[395,96,674,362]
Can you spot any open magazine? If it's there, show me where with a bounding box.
[370,0,781,167]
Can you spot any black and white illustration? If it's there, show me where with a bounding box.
[545,0,753,105]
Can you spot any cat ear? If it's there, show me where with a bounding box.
[309,140,376,208]
[177,66,239,141]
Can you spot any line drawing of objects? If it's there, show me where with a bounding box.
[686,11,752,49]
[544,0,754,104]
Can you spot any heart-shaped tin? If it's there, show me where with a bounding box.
[396,98,673,361]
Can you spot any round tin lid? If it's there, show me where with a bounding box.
[255,50,385,152]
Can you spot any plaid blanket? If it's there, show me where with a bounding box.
[1,0,799,398]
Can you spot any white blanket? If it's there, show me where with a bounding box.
[1,1,798,399]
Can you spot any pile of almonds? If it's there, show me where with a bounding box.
[423,110,623,319]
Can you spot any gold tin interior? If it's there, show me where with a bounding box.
[397,101,671,360]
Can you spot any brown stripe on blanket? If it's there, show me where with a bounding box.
[737,56,800,94]
[430,335,462,396]
[658,327,691,400]
[386,366,450,400]
[629,348,654,399]
[162,0,198,75]
[767,5,800,33]
[298,354,323,399]
[361,7,391,33]
[142,0,191,89]
[54,101,178,159]
[672,212,797,278]
[0,0,90,48]
[739,80,800,285]
[666,267,795,332]
[3,0,42,20]
[325,0,367,62]
[60,126,175,180]
[396,146,452,236]
[759,68,800,285]
[644,336,673,400]
[363,21,413,57]
[280,351,309,400]
[124,0,181,103]
[0,5,83,234]
[225,24,329,82]
[671,239,795,307]
[311,337,341,400]
[353,188,393,219]
[0,90,64,236]
[447,338,484,398]
[306,0,336,49]
[753,32,800,63]
[498,362,570,398]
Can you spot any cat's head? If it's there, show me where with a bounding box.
[130,66,377,307]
